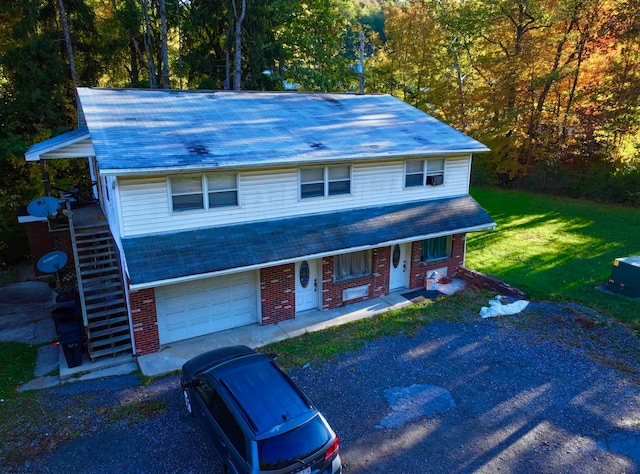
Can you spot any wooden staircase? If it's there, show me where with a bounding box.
[73,225,132,361]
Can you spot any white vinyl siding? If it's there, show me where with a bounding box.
[118,155,472,237]
[102,175,123,247]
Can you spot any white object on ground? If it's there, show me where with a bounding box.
[437,279,466,295]
[480,296,529,319]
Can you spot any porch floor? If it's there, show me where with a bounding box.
[70,203,106,229]
[137,289,417,377]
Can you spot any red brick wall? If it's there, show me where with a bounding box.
[454,266,525,298]
[24,221,55,276]
[321,247,390,310]
[409,233,466,289]
[260,264,295,325]
[129,287,160,355]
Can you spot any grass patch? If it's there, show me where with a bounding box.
[468,188,640,330]
[0,392,95,465]
[0,342,39,399]
[261,288,488,370]
[0,267,19,285]
[107,399,167,426]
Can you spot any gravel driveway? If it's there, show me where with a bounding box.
[5,302,640,474]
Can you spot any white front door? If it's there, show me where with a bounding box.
[295,259,318,312]
[389,243,409,290]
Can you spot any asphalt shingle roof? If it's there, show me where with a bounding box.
[122,195,495,286]
[76,88,489,173]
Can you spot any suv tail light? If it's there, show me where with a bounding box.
[324,436,339,461]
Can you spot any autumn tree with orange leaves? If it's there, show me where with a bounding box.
[369,0,639,199]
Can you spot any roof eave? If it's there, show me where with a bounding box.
[25,127,92,161]
[127,222,496,290]
[99,148,491,177]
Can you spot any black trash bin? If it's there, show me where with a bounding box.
[56,291,80,310]
[58,321,83,368]
[51,307,79,333]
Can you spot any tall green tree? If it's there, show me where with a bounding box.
[0,0,101,261]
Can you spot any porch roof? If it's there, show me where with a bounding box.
[25,126,95,161]
[122,194,495,289]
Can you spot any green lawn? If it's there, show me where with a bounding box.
[468,187,640,328]
[0,342,39,399]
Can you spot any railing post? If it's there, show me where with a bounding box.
[67,200,89,327]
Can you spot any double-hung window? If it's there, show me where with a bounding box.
[421,236,451,261]
[170,173,238,212]
[300,165,351,199]
[207,173,238,208]
[334,250,371,281]
[405,159,445,187]
[171,176,204,211]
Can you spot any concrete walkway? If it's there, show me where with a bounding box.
[138,290,414,377]
[0,279,138,391]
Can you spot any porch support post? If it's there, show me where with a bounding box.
[40,160,51,197]
[88,156,99,200]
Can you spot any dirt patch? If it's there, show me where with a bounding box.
[511,300,640,379]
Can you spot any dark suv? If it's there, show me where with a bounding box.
[181,345,342,474]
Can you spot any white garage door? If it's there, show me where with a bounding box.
[156,271,259,344]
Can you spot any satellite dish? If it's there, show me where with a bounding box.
[27,196,60,218]
[37,251,68,274]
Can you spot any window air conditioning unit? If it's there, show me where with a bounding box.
[426,175,444,186]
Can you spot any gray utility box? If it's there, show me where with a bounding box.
[607,256,640,298]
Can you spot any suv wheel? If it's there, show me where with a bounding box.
[183,388,194,417]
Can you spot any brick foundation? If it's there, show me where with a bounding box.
[321,247,390,310]
[409,233,466,289]
[260,264,296,325]
[129,287,160,355]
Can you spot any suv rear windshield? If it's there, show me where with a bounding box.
[258,415,331,470]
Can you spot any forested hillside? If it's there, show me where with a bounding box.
[1,0,638,263]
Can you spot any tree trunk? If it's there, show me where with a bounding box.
[232,0,246,91]
[141,0,157,88]
[224,45,231,90]
[129,37,140,85]
[160,0,169,89]
[56,0,78,90]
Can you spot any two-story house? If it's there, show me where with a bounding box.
[24,88,495,358]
